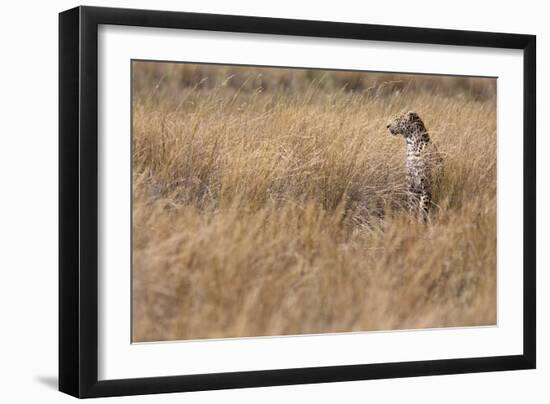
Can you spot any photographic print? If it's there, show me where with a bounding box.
[131,61,497,343]
[59,8,535,396]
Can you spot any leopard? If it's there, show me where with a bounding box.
[387,111,443,221]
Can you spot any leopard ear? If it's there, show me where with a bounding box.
[407,111,419,120]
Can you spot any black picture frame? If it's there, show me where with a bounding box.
[59,5,536,398]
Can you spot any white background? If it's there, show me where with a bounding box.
[0,0,546,403]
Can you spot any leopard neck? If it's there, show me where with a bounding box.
[406,130,430,154]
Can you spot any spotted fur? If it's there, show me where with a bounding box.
[387,111,442,220]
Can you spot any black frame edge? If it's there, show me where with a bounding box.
[59,6,81,398]
[85,355,531,398]
[81,5,534,48]
[59,5,537,398]
[522,35,536,369]
[78,4,101,398]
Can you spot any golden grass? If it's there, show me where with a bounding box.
[132,62,496,342]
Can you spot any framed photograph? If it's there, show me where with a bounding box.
[59,6,536,398]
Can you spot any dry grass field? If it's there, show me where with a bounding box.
[132,61,497,342]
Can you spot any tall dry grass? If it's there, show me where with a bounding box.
[132,62,496,342]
